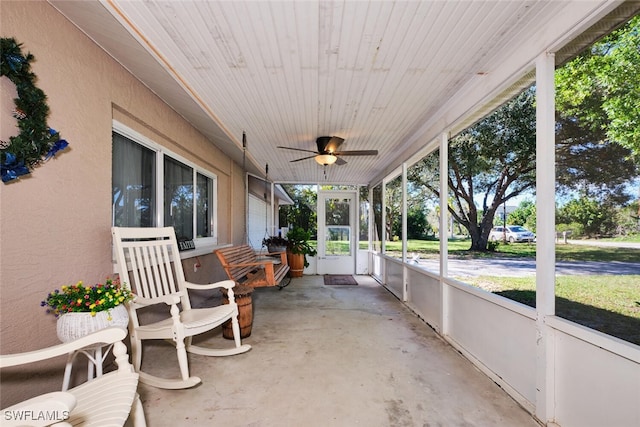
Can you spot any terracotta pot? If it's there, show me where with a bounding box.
[287,252,305,277]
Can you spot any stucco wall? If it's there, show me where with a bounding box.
[1,1,244,406]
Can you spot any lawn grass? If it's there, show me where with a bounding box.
[378,239,640,262]
[600,235,640,243]
[464,275,640,345]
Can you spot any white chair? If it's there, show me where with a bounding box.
[1,327,145,427]
[111,227,251,390]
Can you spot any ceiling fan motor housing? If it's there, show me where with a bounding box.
[316,136,344,153]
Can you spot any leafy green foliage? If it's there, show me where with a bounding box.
[556,15,640,158]
[386,175,403,241]
[555,113,636,203]
[279,185,317,237]
[286,226,317,268]
[406,205,433,239]
[615,201,640,235]
[507,199,536,232]
[557,196,618,237]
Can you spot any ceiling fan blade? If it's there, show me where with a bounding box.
[333,150,378,156]
[335,156,347,165]
[326,136,344,153]
[277,146,318,154]
[290,155,316,163]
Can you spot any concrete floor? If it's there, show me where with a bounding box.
[136,275,540,426]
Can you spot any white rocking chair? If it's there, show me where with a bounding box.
[1,327,145,427]
[111,227,251,390]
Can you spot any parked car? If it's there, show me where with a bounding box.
[489,225,535,243]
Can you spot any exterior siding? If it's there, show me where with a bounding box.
[0,1,243,406]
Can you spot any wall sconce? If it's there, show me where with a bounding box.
[315,153,337,165]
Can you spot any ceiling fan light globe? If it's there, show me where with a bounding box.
[315,154,337,165]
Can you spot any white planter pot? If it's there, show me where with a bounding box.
[56,304,129,342]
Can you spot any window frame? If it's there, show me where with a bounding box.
[112,121,218,246]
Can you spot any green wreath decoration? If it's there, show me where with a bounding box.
[1,37,68,183]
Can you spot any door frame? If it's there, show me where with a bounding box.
[316,190,358,275]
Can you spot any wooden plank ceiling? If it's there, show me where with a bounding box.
[49,0,633,185]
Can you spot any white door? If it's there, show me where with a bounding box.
[248,194,270,250]
[317,191,357,275]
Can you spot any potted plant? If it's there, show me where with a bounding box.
[42,278,133,342]
[262,235,289,253]
[285,227,317,277]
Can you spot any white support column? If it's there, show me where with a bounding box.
[402,163,408,264]
[381,181,387,283]
[269,182,276,236]
[439,132,449,335]
[535,51,556,425]
[244,172,249,244]
[368,186,374,252]
[381,182,387,253]
[402,162,408,301]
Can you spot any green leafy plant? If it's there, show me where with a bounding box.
[487,240,500,252]
[42,278,133,318]
[286,227,317,267]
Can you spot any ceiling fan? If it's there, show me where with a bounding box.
[277,136,378,166]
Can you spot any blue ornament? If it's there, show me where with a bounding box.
[1,153,30,182]
[45,138,69,160]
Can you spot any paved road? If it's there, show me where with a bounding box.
[410,240,640,277]
[414,257,640,277]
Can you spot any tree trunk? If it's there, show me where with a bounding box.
[469,230,489,251]
[469,214,495,251]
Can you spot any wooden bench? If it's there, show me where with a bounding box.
[214,245,291,289]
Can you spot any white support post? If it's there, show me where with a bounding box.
[439,132,449,335]
[535,51,556,425]
[381,182,386,254]
[402,162,408,301]
[270,182,275,236]
[245,172,250,244]
[368,186,374,252]
[381,181,387,283]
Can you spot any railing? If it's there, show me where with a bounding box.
[370,252,640,426]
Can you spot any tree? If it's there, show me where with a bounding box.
[385,176,403,241]
[557,196,617,237]
[372,184,383,247]
[359,186,370,240]
[507,200,536,232]
[409,89,538,250]
[556,15,640,158]
[615,201,640,235]
[279,185,317,237]
[406,205,433,239]
[555,114,636,205]
[556,15,640,219]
